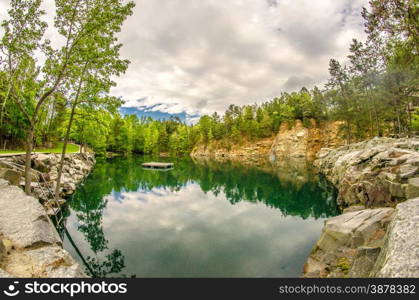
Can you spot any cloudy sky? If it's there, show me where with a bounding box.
[0,0,369,121]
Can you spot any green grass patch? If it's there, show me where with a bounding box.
[0,142,79,154]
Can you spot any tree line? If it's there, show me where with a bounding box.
[0,0,418,196]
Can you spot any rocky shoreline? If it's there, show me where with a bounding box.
[314,137,419,208]
[304,138,419,278]
[0,153,95,277]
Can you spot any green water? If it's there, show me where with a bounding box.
[62,156,338,277]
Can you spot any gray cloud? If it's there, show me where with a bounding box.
[0,0,369,116]
[283,75,315,92]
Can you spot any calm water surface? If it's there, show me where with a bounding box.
[63,156,338,277]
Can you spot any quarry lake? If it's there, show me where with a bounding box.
[62,156,339,277]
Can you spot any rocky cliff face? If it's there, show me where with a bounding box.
[0,179,86,278]
[314,137,419,208]
[191,120,344,165]
[269,120,344,162]
[191,137,274,166]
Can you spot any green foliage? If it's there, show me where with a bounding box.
[0,0,418,159]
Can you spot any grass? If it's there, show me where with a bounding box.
[0,142,80,154]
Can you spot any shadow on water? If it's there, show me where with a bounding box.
[63,155,339,278]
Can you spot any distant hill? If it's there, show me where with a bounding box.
[120,107,199,123]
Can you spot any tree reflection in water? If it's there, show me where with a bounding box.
[65,156,339,277]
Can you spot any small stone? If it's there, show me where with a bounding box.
[0,168,22,186]
[379,172,398,182]
[0,178,8,189]
[388,181,405,198]
[405,178,419,199]
[399,165,418,179]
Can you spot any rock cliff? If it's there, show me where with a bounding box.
[314,137,419,208]
[269,120,344,162]
[191,120,344,165]
[191,137,274,166]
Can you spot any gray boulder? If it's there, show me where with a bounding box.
[0,185,61,248]
[371,198,419,277]
[303,207,394,278]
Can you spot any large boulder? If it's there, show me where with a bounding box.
[303,207,394,278]
[8,246,87,278]
[0,184,61,248]
[371,198,419,277]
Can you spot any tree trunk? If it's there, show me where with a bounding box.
[55,103,77,198]
[346,119,351,145]
[24,128,34,195]
[369,109,374,138]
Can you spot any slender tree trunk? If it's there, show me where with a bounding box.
[369,109,374,138]
[0,85,12,126]
[55,103,77,198]
[407,101,412,136]
[346,119,352,145]
[24,128,34,194]
[371,97,380,137]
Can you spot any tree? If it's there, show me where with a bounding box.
[53,0,134,197]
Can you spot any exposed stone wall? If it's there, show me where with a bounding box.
[269,120,344,162]
[0,179,86,277]
[191,137,273,166]
[314,137,419,208]
[191,120,344,165]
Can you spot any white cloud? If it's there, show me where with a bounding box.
[0,0,369,116]
[65,183,326,276]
